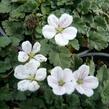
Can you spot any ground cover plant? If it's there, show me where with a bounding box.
[0,0,109,109]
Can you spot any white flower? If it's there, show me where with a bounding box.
[47,66,75,95]
[18,41,47,65]
[42,13,77,46]
[14,60,47,92]
[73,64,99,97]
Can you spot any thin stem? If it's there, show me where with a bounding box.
[79,52,109,58]
[77,50,90,57]
[0,27,6,36]
[1,69,13,79]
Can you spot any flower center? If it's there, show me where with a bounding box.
[58,79,65,86]
[56,27,63,33]
[77,79,83,84]
[28,52,35,59]
[27,74,36,81]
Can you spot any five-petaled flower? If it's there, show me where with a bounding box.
[14,60,47,92]
[47,66,76,95]
[18,41,47,66]
[72,64,99,97]
[42,13,77,46]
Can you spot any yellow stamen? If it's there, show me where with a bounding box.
[28,52,35,59]
[77,79,83,84]
[58,79,65,86]
[56,27,63,33]
[27,74,36,81]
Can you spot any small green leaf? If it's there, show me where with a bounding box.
[0,37,11,47]
[86,58,95,75]
[101,80,109,104]
[69,39,80,50]
[0,58,12,73]
[97,65,109,82]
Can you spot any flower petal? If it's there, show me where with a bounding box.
[35,68,47,81]
[24,60,39,75]
[73,64,89,80]
[21,41,32,53]
[47,75,58,88]
[83,76,99,89]
[78,64,89,79]
[55,34,69,46]
[83,88,94,97]
[17,80,40,92]
[14,65,28,79]
[18,51,29,62]
[63,68,73,82]
[75,85,85,94]
[48,14,59,28]
[52,86,66,95]
[64,82,75,94]
[32,42,41,54]
[50,66,64,80]
[62,27,77,40]
[28,81,40,92]
[17,80,30,91]
[34,54,47,62]
[29,59,40,68]
[59,13,73,28]
[42,25,56,39]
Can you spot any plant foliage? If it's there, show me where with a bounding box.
[0,0,109,109]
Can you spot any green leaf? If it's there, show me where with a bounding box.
[0,0,12,13]
[0,37,11,48]
[101,80,109,104]
[49,47,72,68]
[2,20,24,39]
[77,0,92,14]
[71,55,83,70]
[41,4,50,15]
[14,0,38,13]
[10,37,20,46]
[0,58,12,73]
[94,16,106,28]
[10,10,25,19]
[86,58,95,75]
[97,65,109,82]
[69,39,80,50]
[73,17,88,34]
[40,39,51,56]
[88,32,108,51]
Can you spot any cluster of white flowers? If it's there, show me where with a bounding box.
[47,65,98,97]
[14,41,47,92]
[14,61,46,91]
[14,13,99,97]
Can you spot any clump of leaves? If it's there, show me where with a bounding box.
[0,0,109,109]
